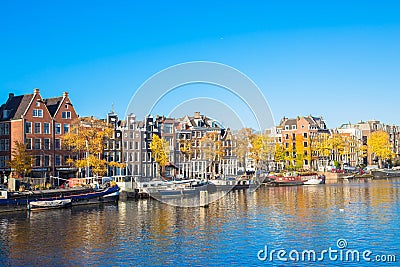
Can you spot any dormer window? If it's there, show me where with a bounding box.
[2,110,10,119]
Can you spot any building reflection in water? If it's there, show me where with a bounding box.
[0,179,399,266]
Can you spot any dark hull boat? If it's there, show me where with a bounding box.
[371,169,400,179]
[0,186,120,213]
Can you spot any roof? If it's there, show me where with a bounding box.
[0,94,33,121]
[44,97,63,116]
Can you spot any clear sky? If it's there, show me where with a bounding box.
[1,0,400,129]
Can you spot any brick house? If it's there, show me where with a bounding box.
[279,115,329,170]
[0,88,78,181]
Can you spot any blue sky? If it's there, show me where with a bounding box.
[1,1,400,129]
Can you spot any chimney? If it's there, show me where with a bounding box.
[34,88,40,94]
[194,111,201,119]
[63,92,68,97]
[9,93,14,99]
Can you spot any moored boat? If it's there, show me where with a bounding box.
[156,179,210,198]
[28,199,72,211]
[0,185,120,213]
[371,169,400,179]
[268,172,323,186]
[209,177,255,190]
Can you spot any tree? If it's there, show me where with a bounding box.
[311,133,331,168]
[274,143,285,170]
[62,117,116,177]
[7,141,34,178]
[295,135,305,170]
[149,134,170,177]
[178,138,193,178]
[201,131,224,178]
[249,133,275,172]
[234,128,252,169]
[367,130,394,168]
[284,141,296,170]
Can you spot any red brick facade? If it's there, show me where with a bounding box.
[0,89,79,179]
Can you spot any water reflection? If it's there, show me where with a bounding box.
[0,179,399,266]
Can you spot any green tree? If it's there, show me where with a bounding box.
[7,141,34,178]
[149,134,170,177]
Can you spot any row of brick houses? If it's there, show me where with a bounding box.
[0,89,78,181]
[115,112,237,180]
[2,89,400,182]
[272,116,400,170]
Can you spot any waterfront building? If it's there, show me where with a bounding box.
[278,115,330,170]
[175,112,237,179]
[339,120,400,166]
[0,89,79,179]
[121,114,158,179]
[104,108,123,176]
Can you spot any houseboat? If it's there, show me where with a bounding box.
[371,169,400,179]
[0,184,120,213]
[269,172,324,186]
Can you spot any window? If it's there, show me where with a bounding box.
[25,122,32,134]
[35,155,41,167]
[55,155,61,166]
[292,125,296,130]
[34,138,41,150]
[304,159,309,165]
[26,138,32,150]
[36,101,40,107]
[285,134,289,140]
[65,104,68,109]
[44,123,50,134]
[55,124,61,134]
[44,138,50,150]
[0,140,4,151]
[285,143,289,149]
[304,141,308,148]
[55,139,61,150]
[33,109,43,117]
[0,124,3,135]
[135,142,138,150]
[62,111,71,119]
[285,126,289,130]
[0,156,10,168]
[64,124,70,134]
[34,122,41,134]
[303,133,308,138]
[4,139,9,151]
[44,155,50,166]
[292,133,296,140]
[164,124,172,134]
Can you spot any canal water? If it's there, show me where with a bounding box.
[1,179,399,266]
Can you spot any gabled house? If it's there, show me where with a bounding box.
[0,89,79,181]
